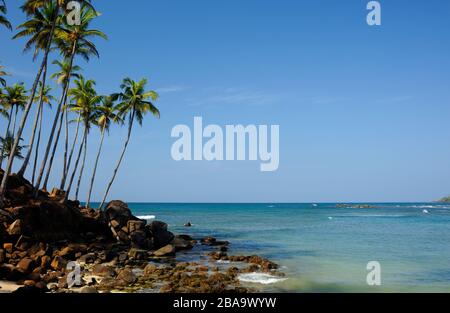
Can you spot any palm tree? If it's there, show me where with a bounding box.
[86,95,122,208]
[41,59,81,191]
[0,64,8,87]
[0,0,12,30]
[18,80,54,178]
[0,83,28,168]
[63,76,99,202]
[35,4,105,194]
[0,132,26,161]
[0,1,59,206]
[0,90,9,120]
[99,78,160,209]
[0,0,95,207]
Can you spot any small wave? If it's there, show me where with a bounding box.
[238,273,287,285]
[267,205,275,208]
[137,215,156,220]
[216,260,230,264]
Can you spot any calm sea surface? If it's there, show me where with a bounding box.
[97,203,450,292]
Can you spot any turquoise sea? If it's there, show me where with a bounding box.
[117,203,450,292]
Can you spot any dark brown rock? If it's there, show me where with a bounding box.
[16,258,35,274]
[149,221,174,249]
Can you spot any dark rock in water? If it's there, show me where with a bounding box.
[149,221,174,249]
[184,222,192,227]
[153,244,175,257]
[201,236,229,246]
[170,235,195,251]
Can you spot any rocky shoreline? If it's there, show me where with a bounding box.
[0,170,283,293]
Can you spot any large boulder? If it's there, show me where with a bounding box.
[153,244,175,257]
[105,201,134,226]
[148,221,174,249]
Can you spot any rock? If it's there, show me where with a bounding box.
[0,249,5,263]
[0,263,14,279]
[92,264,116,278]
[80,286,98,293]
[149,221,174,249]
[153,244,175,257]
[127,248,147,260]
[78,253,96,264]
[16,258,35,274]
[143,264,157,276]
[110,220,120,228]
[184,222,192,227]
[7,219,23,236]
[58,246,75,259]
[49,188,66,199]
[50,256,67,271]
[201,236,229,246]
[130,230,152,249]
[40,255,52,269]
[105,201,133,226]
[3,242,13,253]
[116,268,137,285]
[24,280,36,287]
[127,220,146,233]
[170,235,194,251]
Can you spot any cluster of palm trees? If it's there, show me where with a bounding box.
[0,0,160,209]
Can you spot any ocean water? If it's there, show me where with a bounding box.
[112,203,450,292]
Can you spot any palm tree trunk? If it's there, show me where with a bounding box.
[63,126,87,203]
[42,103,66,191]
[62,102,69,186]
[75,131,88,201]
[99,110,135,210]
[11,105,18,136]
[0,13,56,206]
[18,63,48,177]
[33,41,77,197]
[86,127,105,208]
[0,106,13,168]
[60,112,80,189]
[32,106,44,185]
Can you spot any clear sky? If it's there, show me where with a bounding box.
[1,0,450,202]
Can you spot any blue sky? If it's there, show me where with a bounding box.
[1,0,450,202]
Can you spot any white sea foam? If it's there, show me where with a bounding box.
[137,215,156,220]
[238,273,287,285]
[216,260,230,264]
[422,209,429,214]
